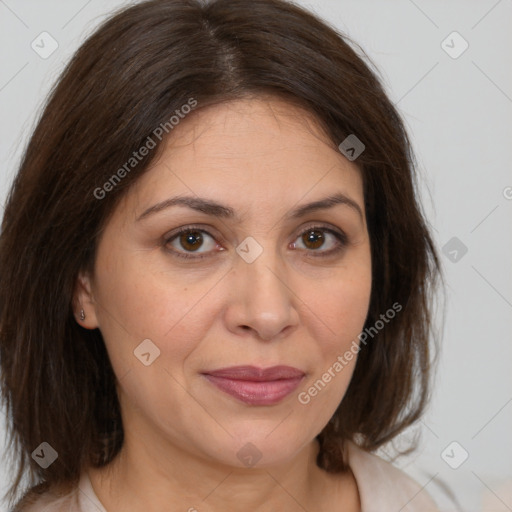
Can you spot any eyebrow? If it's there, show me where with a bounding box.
[136,192,363,223]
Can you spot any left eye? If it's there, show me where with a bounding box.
[292,227,346,254]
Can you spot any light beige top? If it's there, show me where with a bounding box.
[21,441,439,511]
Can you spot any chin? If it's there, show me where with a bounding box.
[199,423,315,470]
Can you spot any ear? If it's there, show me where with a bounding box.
[73,271,100,329]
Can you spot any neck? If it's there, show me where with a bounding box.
[88,432,347,512]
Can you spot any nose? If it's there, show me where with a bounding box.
[224,245,299,341]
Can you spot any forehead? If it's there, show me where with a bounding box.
[165,96,336,158]
[121,96,364,219]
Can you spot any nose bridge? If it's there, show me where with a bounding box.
[231,236,296,339]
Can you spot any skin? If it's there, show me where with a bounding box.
[75,96,372,512]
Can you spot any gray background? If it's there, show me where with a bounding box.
[1,1,511,511]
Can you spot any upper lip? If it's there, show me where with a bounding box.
[202,365,305,381]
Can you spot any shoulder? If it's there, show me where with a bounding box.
[16,472,106,512]
[13,486,79,512]
[346,440,439,512]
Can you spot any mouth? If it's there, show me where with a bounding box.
[201,365,305,406]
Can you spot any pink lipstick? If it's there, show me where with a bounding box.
[202,365,305,406]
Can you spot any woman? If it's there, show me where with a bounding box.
[0,0,441,510]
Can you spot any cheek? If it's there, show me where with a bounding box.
[91,261,219,428]
[307,262,372,350]
[295,269,371,420]
[92,248,220,375]
[331,278,370,321]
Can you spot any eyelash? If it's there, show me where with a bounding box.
[163,224,348,261]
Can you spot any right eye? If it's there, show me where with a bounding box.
[164,226,222,260]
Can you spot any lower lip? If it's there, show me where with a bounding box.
[203,374,304,405]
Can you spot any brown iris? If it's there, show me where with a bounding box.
[179,230,204,251]
[302,229,324,249]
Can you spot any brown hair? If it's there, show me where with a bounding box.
[0,0,440,507]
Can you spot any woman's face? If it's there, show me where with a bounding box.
[80,97,372,469]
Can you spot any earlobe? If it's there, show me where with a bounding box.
[73,272,100,329]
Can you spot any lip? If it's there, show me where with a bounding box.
[202,365,305,406]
